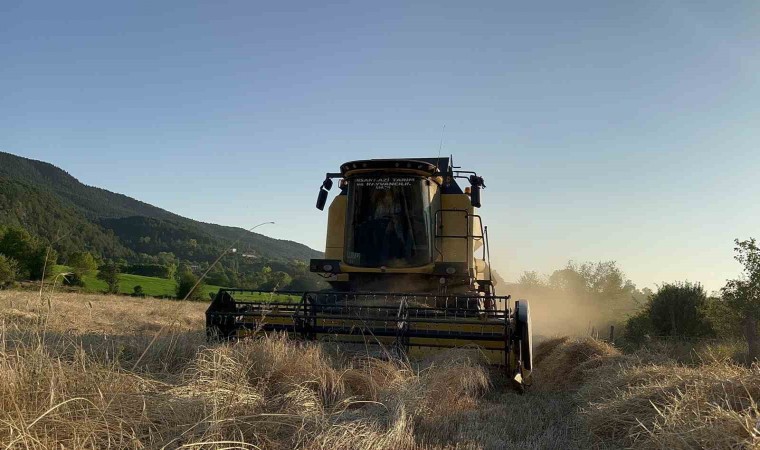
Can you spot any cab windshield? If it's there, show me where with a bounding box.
[345,175,432,268]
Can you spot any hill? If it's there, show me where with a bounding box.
[0,151,321,264]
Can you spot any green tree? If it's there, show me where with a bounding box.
[97,260,120,294]
[176,268,204,301]
[287,275,322,291]
[206,265,230,286]
[0,227,58,280]
[721,238,760,361]
[517,271,544,289]
[156,252,177,279]
[261,270,292,291]
[132,285,145,297]
[548,261,640,315]
[0,227,36,278]
[623,309,654,344]
[625,282,714,343]
[68,251,98,282]
[28,246,58,280]
[165,263,177,279]
[0,254,19,287]
[0,227,36,264]
[703,296,740,338]
[648,282,713,338]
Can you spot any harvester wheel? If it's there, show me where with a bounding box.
[515,299,533,372]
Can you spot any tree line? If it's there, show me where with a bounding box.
[623,238,759,361]
[510,237,760,361]
[0,225,326,298]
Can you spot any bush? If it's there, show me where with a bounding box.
[287,275,322,291]
[624,282,714,343]
[649,282,713,337]
[97,260,120,294]
[703,296,742,339]
[63,273,85,287]
[260,270,292,291]
[0,228,57,280]
[68,251,98,278]
[29,246,58,280]
[623,309,654,344]
[0,254,18,287]
[176,269,204,301]
[132,285,145,297]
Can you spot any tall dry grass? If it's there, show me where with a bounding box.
[1,290,757,449]
[1,291,577,449]
[536,336,760,449]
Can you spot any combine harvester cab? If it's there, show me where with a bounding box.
[207,157,533,388]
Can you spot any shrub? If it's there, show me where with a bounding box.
[0,254,18,287]
[287,275,322,291]
[623,309,654,344]
[0,227,57,280]
[68,251,98,278]
[720,238,760,362]
[260,270,292,291]
[624,282,714,343]
[176,269,204,301]
[703,296,742,339]
[649,282,713,337]
[63,273,85,287]
[97,260,120,294]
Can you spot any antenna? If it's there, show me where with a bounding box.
[436,124,446,172]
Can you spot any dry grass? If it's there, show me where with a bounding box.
[536,336,760,449]
[0,291,582,449]
[0,291,757,449]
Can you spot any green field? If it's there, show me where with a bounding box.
[50,265,224,299]
[49,266,301,302]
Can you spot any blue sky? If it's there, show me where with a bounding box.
[2,1,759,292]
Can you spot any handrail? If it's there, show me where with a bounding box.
[433,209,490,283]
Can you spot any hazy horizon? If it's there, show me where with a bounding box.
[3,1,759,293]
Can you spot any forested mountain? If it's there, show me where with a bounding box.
[0,151,321,264]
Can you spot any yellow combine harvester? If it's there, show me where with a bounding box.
[206,157,533,388]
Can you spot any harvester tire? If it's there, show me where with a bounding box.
[515,299,533,371]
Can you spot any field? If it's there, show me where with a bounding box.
[49,265,298,301]
[0,290,757,449]
[50,265,227,298]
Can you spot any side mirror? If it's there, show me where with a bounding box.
[316,188,329,210]
[468,175,484,208]
[470,184,481,208]
[316,177,334,211]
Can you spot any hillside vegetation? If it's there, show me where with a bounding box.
[0,151,321,263]
[0,151,328,294]
[0,290,756,449]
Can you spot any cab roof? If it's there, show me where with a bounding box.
[339,157,450,177]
